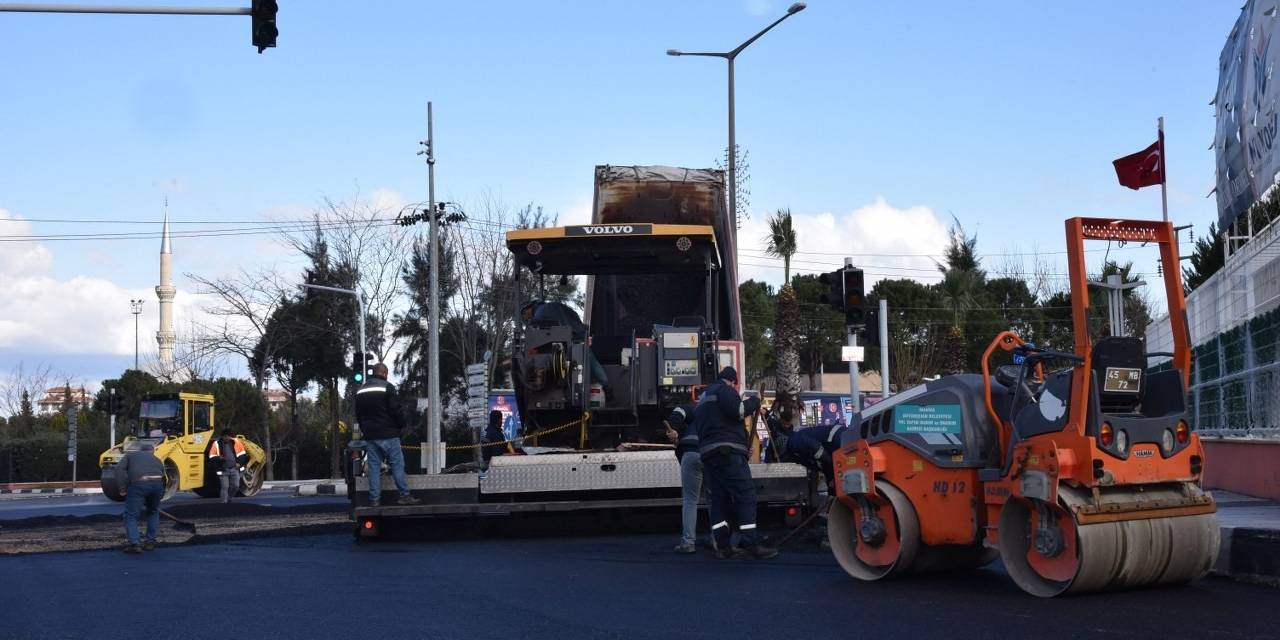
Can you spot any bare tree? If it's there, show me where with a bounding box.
[281,195,414,361]
[0,361,57,419]
[186,267,289,480]
[145,320,228,383]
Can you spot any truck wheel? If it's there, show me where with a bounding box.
[162,462,180,502]
[238,461,265,497]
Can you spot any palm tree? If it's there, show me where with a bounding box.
[764,208,798,285]
[764,208,801,417]
[934,219,983,374]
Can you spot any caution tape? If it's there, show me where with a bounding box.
[398,412,590,452]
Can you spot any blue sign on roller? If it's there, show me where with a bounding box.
[893,403,963,434]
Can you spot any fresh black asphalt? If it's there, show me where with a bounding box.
[2,527,1276,640]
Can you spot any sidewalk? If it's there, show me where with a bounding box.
[1212,490,1280,586]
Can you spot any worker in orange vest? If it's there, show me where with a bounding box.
[208,429,248,503]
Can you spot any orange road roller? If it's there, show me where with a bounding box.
[827,217,1218,596]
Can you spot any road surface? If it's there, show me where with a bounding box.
[1,530,1274,640]
[0,489,345,520]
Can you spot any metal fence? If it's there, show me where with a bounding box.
[1149,216,1280,438]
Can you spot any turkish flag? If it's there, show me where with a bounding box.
[1112,133,1165,190]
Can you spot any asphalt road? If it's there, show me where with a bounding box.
[2,529,1275,640]
[0,490,346,520]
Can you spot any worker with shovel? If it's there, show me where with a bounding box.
[115,441,165,554]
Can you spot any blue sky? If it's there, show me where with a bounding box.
[0,1,1240,385]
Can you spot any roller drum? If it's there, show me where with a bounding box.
[1000,483,1219,597]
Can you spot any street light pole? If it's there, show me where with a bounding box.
[667,2,806,236]
[299,283,367,434]
[129,299,143,370]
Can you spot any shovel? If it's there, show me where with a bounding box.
[159,509,197,534]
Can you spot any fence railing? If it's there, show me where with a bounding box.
[1181,220,1280,439]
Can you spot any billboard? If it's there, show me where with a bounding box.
[1215,1,1280,229]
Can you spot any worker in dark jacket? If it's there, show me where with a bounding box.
[482,410,509,466]
[355,363,420,507]
[785,424,848,492]
[116,441,165,553]
[696,367,776,560]
[665,402,701,554]
[763,404,796,463]
[522,300,611,398]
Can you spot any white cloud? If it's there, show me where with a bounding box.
[0,206,212,356]
[370,187,405,212]
[0,209,53,277]
[737,197,950,288]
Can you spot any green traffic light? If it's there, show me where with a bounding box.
[353,373,364,383]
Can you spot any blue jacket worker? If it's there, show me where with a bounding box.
[521,300,611,398]
[666,402,701,554]
[115,441,165,554]
[482,410,510,466]
[355,363,421,507]
[785,424,848,491]
[695,367,777,560]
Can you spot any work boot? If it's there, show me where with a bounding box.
[746,544,779,560]
[673,542,697,554]
[715,546,742,560]
[396,495,421,506]
[142,541,157,551]
[368,496,381,508]
[123,544,142,554]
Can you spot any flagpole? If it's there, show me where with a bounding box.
[1159,116,1168,222]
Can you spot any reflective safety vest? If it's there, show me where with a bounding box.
[209,438,248,465]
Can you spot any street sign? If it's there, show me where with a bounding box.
[841,346,865,362]
[67,407,78,461]
[465,363,487,375]
[467,373,487,386]
[466,397,486,410]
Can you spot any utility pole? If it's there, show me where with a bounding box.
[419,102,442,474]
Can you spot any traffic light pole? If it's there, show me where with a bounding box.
[844,257,860,414]
[299,283,367,437]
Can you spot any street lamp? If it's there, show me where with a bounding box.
[667,2,806,236]
[129,299,144,370]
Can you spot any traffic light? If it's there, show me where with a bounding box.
[108,394,125,416]
[818,270,844,311]
[352,352,375,384]
[843,268,866,327]
[251,0,278,53]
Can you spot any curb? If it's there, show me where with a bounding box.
[295,483,347,497]
[0,488,102,496]
[1215,525,1280,586]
